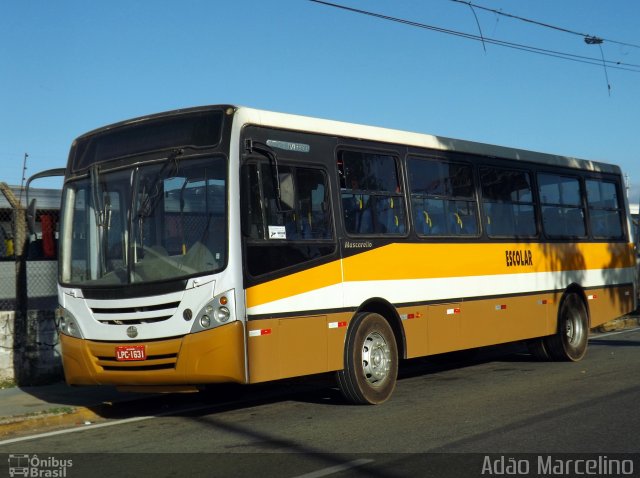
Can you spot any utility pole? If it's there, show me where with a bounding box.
[18,153,28,205]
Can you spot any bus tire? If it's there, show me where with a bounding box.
[336,312,398,405]
[544,292,589,362]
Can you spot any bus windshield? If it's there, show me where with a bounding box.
[60,155,227,287]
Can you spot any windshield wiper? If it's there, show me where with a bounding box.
[90,164,110,274]
[136,148,183,219]
[90,164,104,226]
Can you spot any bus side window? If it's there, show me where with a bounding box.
[480,166,536,238]
[408,157,478,237]
[342,194,358,233]
[538,173,586,238]
[586,178,623,239]
[299,170,332,239]
[338,150,405,235]
[242,162,335,277]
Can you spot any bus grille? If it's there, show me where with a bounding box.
[97,355,177,371]
[89,337,182,372]
[91,301,181,325]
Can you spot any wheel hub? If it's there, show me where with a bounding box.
[362,332,391,385]
[565,310,584,346]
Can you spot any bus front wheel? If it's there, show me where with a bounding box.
[544,292,589,362]
[337,312,398,405]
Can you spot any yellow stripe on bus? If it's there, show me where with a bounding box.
[342,242,635,281]
[246,241,635,309]
[246,259,342,309]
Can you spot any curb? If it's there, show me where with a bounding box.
[595,315,640,333]
[0,406,106,439]
[0,392,161,440]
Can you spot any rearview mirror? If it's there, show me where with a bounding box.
[278,173,295,211]
[27,198,37,235]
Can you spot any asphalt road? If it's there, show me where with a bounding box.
[2,328,640,477]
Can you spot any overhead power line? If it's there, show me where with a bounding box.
[450,0,640,50]
[308,0,640,74]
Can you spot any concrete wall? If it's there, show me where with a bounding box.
[0,310,62,384]
[0,311,15,381]
[1,260,62,385]
[0,262,16,309]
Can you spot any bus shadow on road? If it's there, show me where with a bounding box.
[397,342,534,381]
[588,338,640,347]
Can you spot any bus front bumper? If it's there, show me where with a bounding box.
[59,321,246,387]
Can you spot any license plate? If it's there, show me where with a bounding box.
[115,345,146,361]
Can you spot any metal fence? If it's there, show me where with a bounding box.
[0,204,16,311]
[0,183,62,384]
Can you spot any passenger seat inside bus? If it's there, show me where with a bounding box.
[343,194,373,234]
[485,203,515,236]
[415,209,444,235]
[377,197,404,234]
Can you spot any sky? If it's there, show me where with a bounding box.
[1,0,639,206]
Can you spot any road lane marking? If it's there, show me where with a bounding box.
[0,415,154,446]
[292,459,373,478]
[0,401,218,446]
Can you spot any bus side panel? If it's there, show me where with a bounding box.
[327,312,354,370]
[583,284,635,329]
[247,318,280,383]
[397,305,428,358]
[426,303,462,355]
[247,313,350,384]
[278,316,328,379]
[460,295,549,349]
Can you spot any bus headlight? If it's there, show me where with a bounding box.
[200,315,211,328]
[214,306,230,323]
[190,289,237,333]
[56,307,84,339]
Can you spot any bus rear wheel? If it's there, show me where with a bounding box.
[337,312,398,405]
[544,292,589,362]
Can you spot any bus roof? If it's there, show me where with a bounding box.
[234,105,622,175]
[73,104,622,176]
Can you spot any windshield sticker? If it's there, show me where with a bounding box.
[268,225,287,239]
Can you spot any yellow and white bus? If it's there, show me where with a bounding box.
[57,105,638,404]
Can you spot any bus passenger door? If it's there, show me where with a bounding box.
[241,127,341,383]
